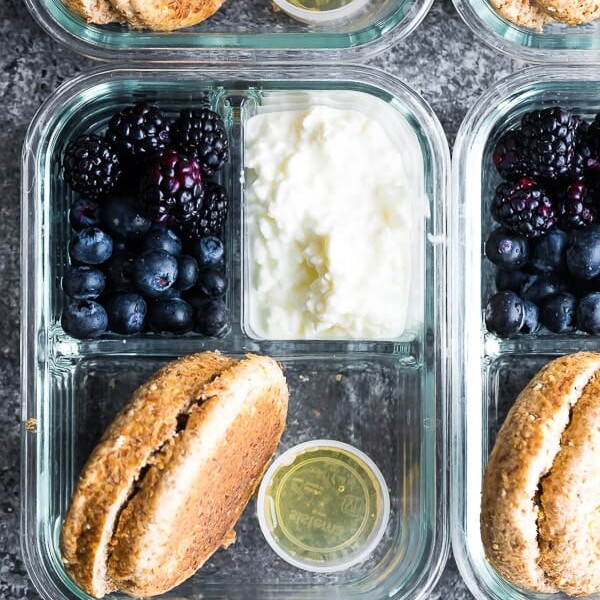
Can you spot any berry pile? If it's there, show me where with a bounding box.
[60,102,230,340]
[485,107,600,337]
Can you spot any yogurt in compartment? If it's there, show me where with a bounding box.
[244,98,425,340]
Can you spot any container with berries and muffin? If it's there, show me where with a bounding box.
[21,65,449,600]
[452,65,600,600]
[22,0,435,61]
[451,0,600,62]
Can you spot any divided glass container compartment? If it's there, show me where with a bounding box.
[20,65,450,600]
[451,66,600,600]
[451,0,600,63]
[22,0,433,61]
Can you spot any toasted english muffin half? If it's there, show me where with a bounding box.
[534,0,600,25]
[480,352,600,593]
[109,0,227,31]
[488,0,553,29]
[106,0,146,28]
[62,0,124,23]
[61,352,288,598]
[538,370,600,596]
[107,354,288,596]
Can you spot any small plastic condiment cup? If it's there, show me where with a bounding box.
[272,0,370,25]
[257,440,390,572]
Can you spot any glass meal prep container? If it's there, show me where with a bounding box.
[451,0,600,63]
[451,65,600,600]
[22,0,433,61]
[20,64,450,600]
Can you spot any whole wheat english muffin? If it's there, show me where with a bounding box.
[106,0,146,28]
[62,0,124,24]
[538,370,600,596]
[60,352,288,598]
[488,0,553,29]
[534,0,600,25]
[481,352,600,595]
[62,0,227,30]
[112,0,227,30]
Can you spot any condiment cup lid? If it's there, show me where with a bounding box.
[272,0,370,24]
[257,439,390,572]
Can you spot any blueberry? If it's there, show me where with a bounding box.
[521,274,563,304]
[175,255,199,291]
[495,269,530,293]
[101,195,151,240]
[69,198,100,231]
[63,266,105,300]
[148,298,194,334]
[112,239,129,255]
[530,229,568,274]
[484,291,524,337]
[105,293,147,335]
[566,228,600,280]
[194,298,229,337]
[196,268,227,298]
[541,292,577,333]
[192,236,224,268]
[577,292,600,334]
[133,250,178,298]
[141,226,182,256]
[69,227,113,265]
[161,287,182,300]
[564,276,600,298]
[183,289,211,310]
[103,254,135,291]
[485,228,529,270]
[61,299,108,339]
[521,300,540,334]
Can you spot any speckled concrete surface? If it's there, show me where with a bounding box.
[0,0,517,598]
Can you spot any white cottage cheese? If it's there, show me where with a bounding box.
[244,103,423,340]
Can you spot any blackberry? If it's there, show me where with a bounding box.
[492,130,531,180]
[139,150,204,226]
[587,114,600,180]
[63,134,121,199]
[171,109,230,176]
[181,181,229,242]
[520,107,579,180]
[491,177,556,238]
[570,118,600,180]
[590,113,600,156]
[105,102,170,165]
[557,182,598,229]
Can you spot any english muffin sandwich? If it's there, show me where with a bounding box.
[62,0,228,30]
[61,352,288,598]
[481,351,600,596]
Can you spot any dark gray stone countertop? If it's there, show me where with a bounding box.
[0,0,517,597]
